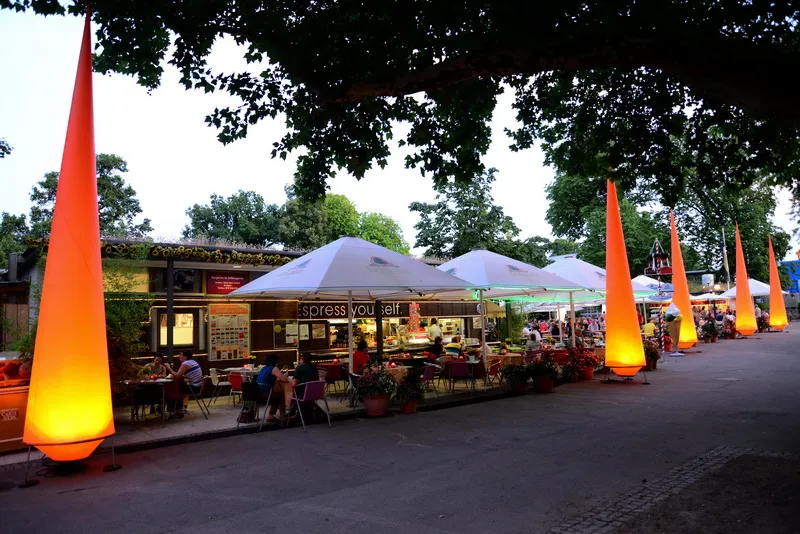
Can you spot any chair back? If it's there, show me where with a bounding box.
[325,364,342,381]
[228,373,243,391]
[471,361,487,380]
[487,360,501,376]
[240,381,262,403]
[446,361,469,378]
[209,368,221,386]
[422,365,436,381]
[297,380,327,402]
[317,368,328,381]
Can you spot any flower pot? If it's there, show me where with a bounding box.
[703,337,710,344]
[400,400,418,414]
[645,358,658,371]
[363,395,390,417]
[712,336,718,343]
[511,383,527,393]
[581,367,595,381]
[533,375,554,393]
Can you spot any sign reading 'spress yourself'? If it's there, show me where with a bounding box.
[299,302,480,320]
[300,302,406,320]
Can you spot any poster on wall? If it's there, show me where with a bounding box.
[312,324,326,339]
[299,324,310,341]
[208,303,250,361]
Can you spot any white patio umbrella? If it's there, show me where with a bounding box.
[230,237,475,371]
[437,250,586,352]
[720,279,773,298]
[692,293,729,302]
[542,257,654,346]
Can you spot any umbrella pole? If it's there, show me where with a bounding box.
[570,292,576,347]
[479,290,487,357]
[348,291,354,374]
[557,302,563,343]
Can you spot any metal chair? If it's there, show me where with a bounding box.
[486,359,503,387]
[257,384,275,430]
[443,361,470,393]
[421,364,440,400]
[237,381,262,428]
[185,379,210,419]
[290,380,331,430]
[341,372,361,409]
[209,368,231,404]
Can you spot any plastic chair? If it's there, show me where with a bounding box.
[471,361,487,391]
[237,381,262,428]
[290,380,331,430]
[209,368,231,404]
[486,359,502,387]
[443,361,470,393]
[323,364,343,393]
[228,373,243,405]
[421,364,439,399]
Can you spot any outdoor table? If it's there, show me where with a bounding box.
[122,378,172,425]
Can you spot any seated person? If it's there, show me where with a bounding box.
[444,339,463,356]
[165,351,204,393]
[427,336,444,358]
[292,353,319,397]
[257,354,293,422]
[352,340,370,373]
[0,360,21,381]
[642,319,657,338]
[525,331,542,350]
[141,353,168,378]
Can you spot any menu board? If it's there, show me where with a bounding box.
[208,303,250,361]
[274,320,299,349]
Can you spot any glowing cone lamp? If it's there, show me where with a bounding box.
[23,13,115,462]
[669,212,698,349]
[733,225,757,337]
[604,180,645,377]
[767,236,788,331]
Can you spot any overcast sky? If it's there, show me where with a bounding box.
[1,12,797,260]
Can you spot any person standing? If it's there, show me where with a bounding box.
[426,318,443,341]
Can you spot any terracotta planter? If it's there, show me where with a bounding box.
[712,336,718,343]
[511,383,527,393]
[645,358,658,371]
[363,395,390,417]
[703,337,710,344]
[400,400,418,414]
[533,375,554,393]
[581,367,595,381]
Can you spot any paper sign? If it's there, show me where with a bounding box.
[299,324,310,341]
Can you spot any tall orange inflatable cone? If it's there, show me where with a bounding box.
[23,12,115,462]
[669,212,698,349]
[767,236,788,331]
[604,180,645,377]
[733,224,757,337]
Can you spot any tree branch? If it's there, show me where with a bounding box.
[318,28,800,124]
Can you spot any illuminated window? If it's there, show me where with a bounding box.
[159,312,195,347]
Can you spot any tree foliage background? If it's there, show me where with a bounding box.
[5,0,799,214]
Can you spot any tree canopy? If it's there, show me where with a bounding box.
[183,190,281,247]
[27,154,153,239]
[183,187,410,253]
[0,212,28,268]
[0,139,11,158]
[5,1,799,206]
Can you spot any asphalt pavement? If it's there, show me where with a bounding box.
[1,329,798,533]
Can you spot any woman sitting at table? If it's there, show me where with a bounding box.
[141,353,168,378]
[525,330,542,350]
[427,336,444,358]
[257,354,293,423]
[352,340,370,373]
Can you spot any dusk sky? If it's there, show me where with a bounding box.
[1,11,797,260]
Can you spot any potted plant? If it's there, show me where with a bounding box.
[701,320,719,343]
[567,348,599,380]
[357,367,398,417]
[643,339,660,371]
[527,361,558,393]
[394,370,426,414]
[247,355,257,367]
[560,360,581,382]
[501,364,529,393]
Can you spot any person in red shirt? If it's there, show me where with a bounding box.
[352,340,370,373]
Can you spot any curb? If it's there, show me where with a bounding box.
[0,388,527,470]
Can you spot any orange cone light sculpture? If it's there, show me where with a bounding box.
[604,180,645,377]
[767,236,788,331]
[669,212,698,349]
[733,225,758,337]
[23,13,115,461]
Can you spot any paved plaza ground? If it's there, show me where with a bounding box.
[1,329,798,533]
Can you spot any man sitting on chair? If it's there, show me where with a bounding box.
[166,351,204,393]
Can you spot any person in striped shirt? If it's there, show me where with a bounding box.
[166,351,204,392]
